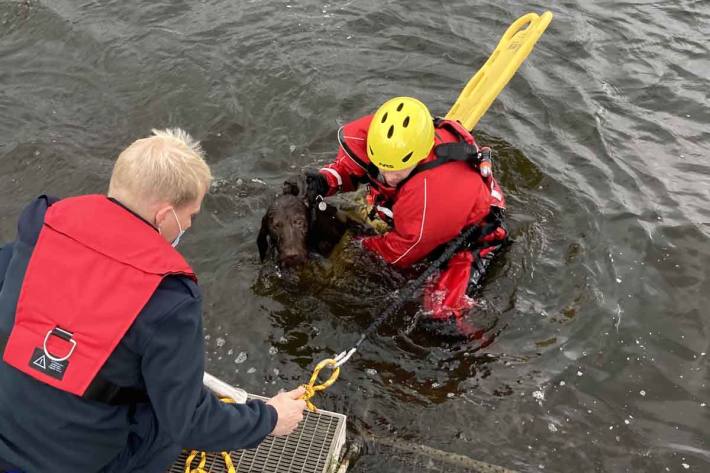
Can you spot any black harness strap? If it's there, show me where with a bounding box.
[0,333,6,357]
[0,332,148,406]
[83,376,149,406]
[424,209,506,264]
[341,118,492,224]
[434,142,482,161]
[396,142,487,190]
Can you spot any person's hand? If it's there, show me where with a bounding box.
[283,169,330,202]
[350,234,368,246]
[266,386,307,436]
[349,221,378,237]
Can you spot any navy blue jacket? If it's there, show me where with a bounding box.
[0,196,277,473]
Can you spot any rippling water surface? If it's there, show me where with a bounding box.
[0,1,708,471]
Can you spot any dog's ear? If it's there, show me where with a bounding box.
[282,175,303,197]
[257,215,272,262]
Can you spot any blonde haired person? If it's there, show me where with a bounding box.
[0,129,306,473]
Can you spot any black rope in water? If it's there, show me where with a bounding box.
[352,222,489,349]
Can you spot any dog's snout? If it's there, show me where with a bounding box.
[280,251,307,267]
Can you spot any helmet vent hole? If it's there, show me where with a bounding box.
[397,102,404,112]
[402,116,410,128]
[369,145,374,156]
[402,151,413,163]
[381,112,388,123]
[387,125,394,139]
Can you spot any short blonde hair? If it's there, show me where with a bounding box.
[109,128,212,208]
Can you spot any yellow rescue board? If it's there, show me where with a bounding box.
[446,11,553,130]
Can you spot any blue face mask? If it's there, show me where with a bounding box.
[170,208,185,248]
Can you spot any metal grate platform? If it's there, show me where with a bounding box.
[168,395,347,473]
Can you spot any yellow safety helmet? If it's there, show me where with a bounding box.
[367,97,435,171]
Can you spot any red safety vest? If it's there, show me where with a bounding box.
[2,195,196,397]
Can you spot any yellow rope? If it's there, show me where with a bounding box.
[184,397,237,473]
[221,450,236,473]
[185,360,341,472]
[300,358,340,412]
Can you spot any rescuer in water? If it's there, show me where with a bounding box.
[291,97,508,336]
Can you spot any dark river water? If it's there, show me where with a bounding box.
[1,1,708,472]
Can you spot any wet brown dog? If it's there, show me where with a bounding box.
[257,183,372,267]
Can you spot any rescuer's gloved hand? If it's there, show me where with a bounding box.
[348,220,378,238]
[283,169,329,203]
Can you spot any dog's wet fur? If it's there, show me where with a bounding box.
[257,181,372,267]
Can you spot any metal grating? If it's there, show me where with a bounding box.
[167,395,347,473]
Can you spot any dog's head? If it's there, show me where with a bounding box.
[258,177,375,266]
[257,194,310,267]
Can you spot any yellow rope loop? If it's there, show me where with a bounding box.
[301,384,317,413]
[184,450,207,473]
[219,397,237,472]
[222,451,237,473]
[301,358,340,412]
[184,397,238,473]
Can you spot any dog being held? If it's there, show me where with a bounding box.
[257,180,373,267]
